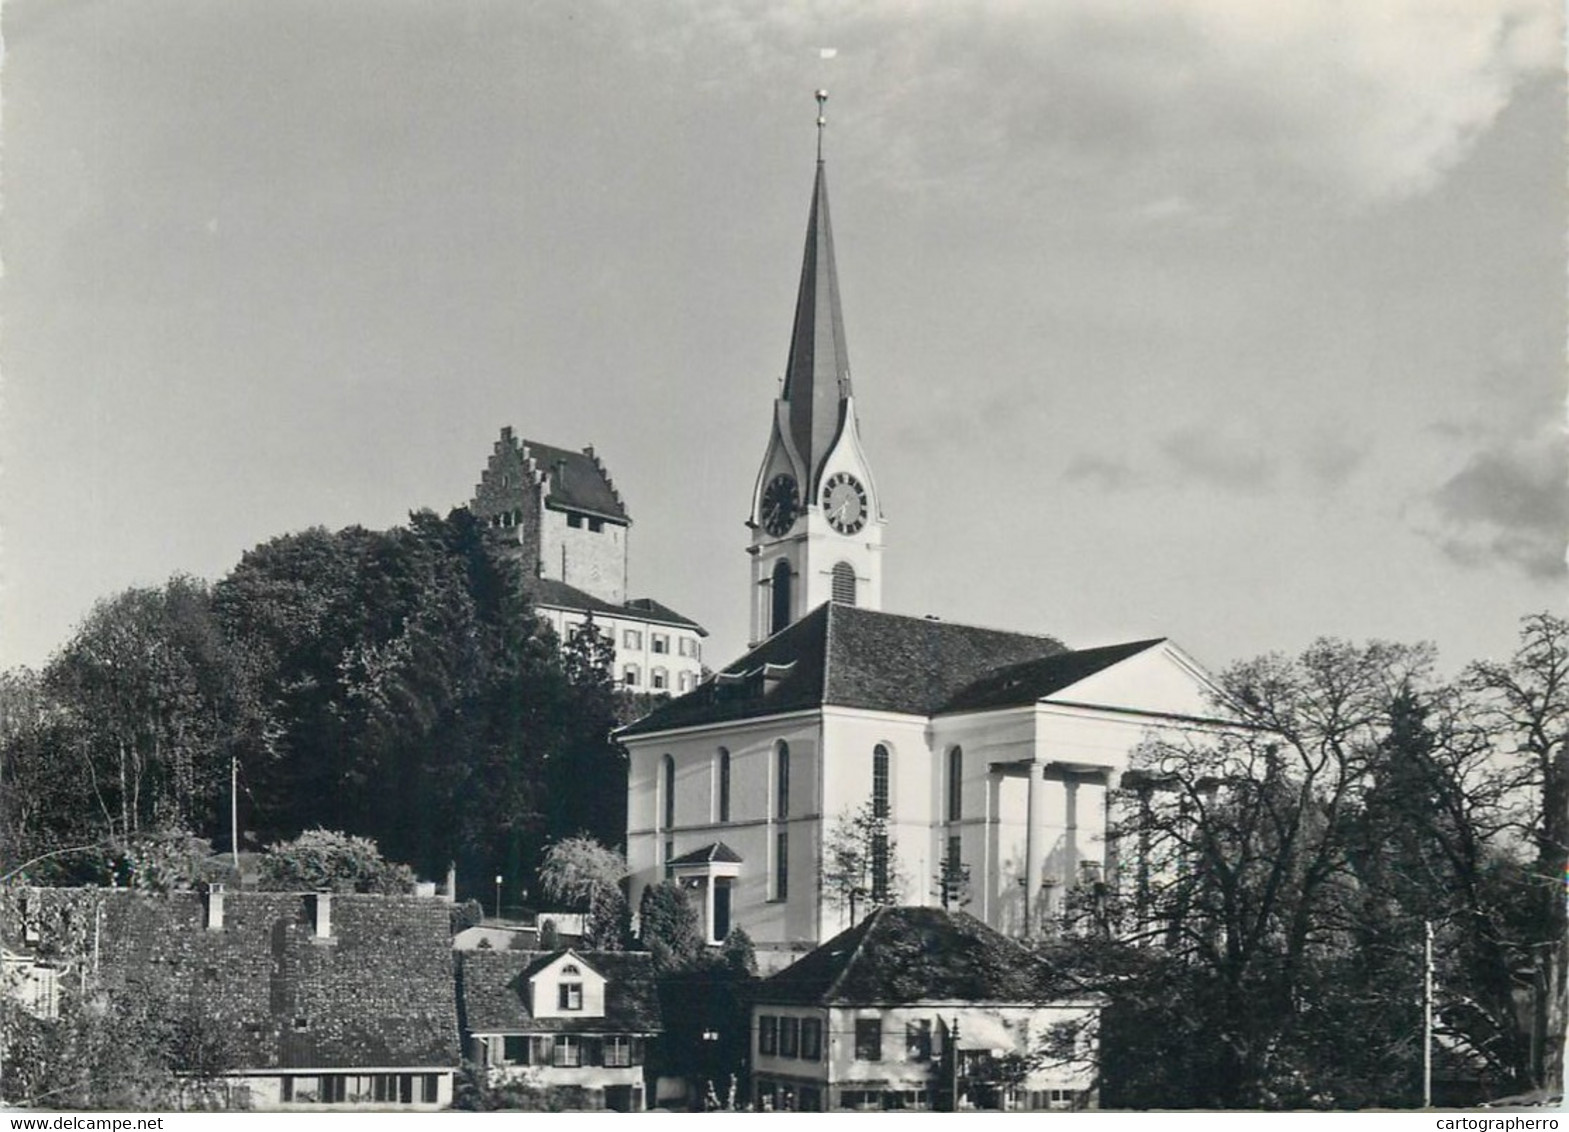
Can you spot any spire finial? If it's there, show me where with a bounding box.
[815,89,828,163]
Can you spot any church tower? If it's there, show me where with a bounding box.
[748,93,884,647]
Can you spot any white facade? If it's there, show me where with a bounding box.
[534,604,705,695]
[624,639,1222,967]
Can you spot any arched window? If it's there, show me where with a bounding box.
[775,742,791,819]
[560,964,580,975]
[770,559,792,636]
[662,755,675,831]
[831,561,857,606]
[947,746,963,823]
[872,744,890,819]
[717,748,731,823]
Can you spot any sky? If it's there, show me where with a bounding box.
[2,0,1564,681]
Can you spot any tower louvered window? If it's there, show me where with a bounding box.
[831,561,857,605]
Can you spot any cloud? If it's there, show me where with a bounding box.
[1426,430,1569,579]
[1064,454,1140,490]
[1158,422,1277,492]
[617,0,1561,210]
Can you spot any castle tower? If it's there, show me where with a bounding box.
[747,93,884,647]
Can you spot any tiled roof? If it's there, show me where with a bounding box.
[457,950,663,1035]
[3,888,459,1070]
[756,906,1069,1007]
[619,603,1067,737]
[522,439,629,523]
[938,638,1166,714]
[527,578,707,634]
[668,842,743,866]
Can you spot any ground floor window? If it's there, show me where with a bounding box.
[603,1035,632,1067]
[554,1035,581,1068]
[1023,1088,1085,1111]
[281,1073,440,1106]
[837,1088,932,1111]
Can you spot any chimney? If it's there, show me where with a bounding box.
[446,862,458,903]
[312,891,332,939]
[205,883,225,931]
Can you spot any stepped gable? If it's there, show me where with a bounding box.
[457,949,662,1035]
[522,439,629,523]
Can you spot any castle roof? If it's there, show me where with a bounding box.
[781,161,854,489]
[521,439,629,523]
[527,578,707,634]
[618,603,1068,736]
[755,906,1076,1006]
[457,949,663,1035]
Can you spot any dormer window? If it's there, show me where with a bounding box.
[558,982,583,1010]
[561,963,580,975]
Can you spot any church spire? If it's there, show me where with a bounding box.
[780,90,852,491]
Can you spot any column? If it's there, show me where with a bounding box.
[1102,769,1123,888]
[1024,763,1046,936]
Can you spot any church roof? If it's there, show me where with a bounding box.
[618,603,1068,736]
[522,438,629,523]
[527,578,707,634]
[755,906,1072,1006]
[938,638,1167,714]
[781,161,853,488]
[457,949,663,1035]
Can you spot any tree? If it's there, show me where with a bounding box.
[821,800,905,926]
[548,614,627,848]
[719,926,757,975]
[257,828,416,894]
[638,880,704,971]
[1467,613,1569,1096]
[537,835,627,949]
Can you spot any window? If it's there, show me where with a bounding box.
[624,665,640,687]
[503,1035,530,1064]
[662,755,675,831]
[558,982,583,1010]
[832,561,857,605]
[652,633,669,654]
[554,1035,581,1068]
[679,672,691,693]
[568,513,584,529]
[651,667,667,690]
[588,517,604,533]
[855,1019,883,1061]
[717,748,731,822]
[318,1074,347,1104]
[947,746,964,822]
[603,1036,632,1068]
[872,744,890,818]
[800,1086,823,1112]
[779,1016,800,1058]
[776,742,790,819]
[281,1077,295,1103]
[801,1017,822,1061]
[624,629,642,649]
[421,1075,439,1104]
[759,1015,778,1055]
[906,1019,933,1061]
[775,830,788,901]
[770,559,792,636]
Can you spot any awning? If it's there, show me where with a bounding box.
[949,1013,1015,1052]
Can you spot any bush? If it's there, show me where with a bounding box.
[450,898,484,934]
[257,829,416,894]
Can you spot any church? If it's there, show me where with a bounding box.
[620,100,1228,971]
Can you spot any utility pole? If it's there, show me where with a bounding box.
[231,756,241,877]
[1423,919,1434,1108]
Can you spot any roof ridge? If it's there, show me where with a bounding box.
[822,906,884,1002]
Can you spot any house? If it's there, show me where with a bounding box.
[619,102,1228,966]
[471,428,708,693]
[0,885,460,1110]
[749,905,1099,1111]
[458,948,663,1112]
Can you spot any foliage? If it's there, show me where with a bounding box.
[257,828,416,894]
[450,1062,585,1111]
[450,898,485,934]
[821,799,905,925]
[548,615,628,848]
[638,880,705,971]
[719,925,757,975]
[537,918,560,950]
[537,835,627,949]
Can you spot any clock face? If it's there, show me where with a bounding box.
[761,474,800,536]
[822,472,868,534]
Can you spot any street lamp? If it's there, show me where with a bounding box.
[494,875,503,921]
